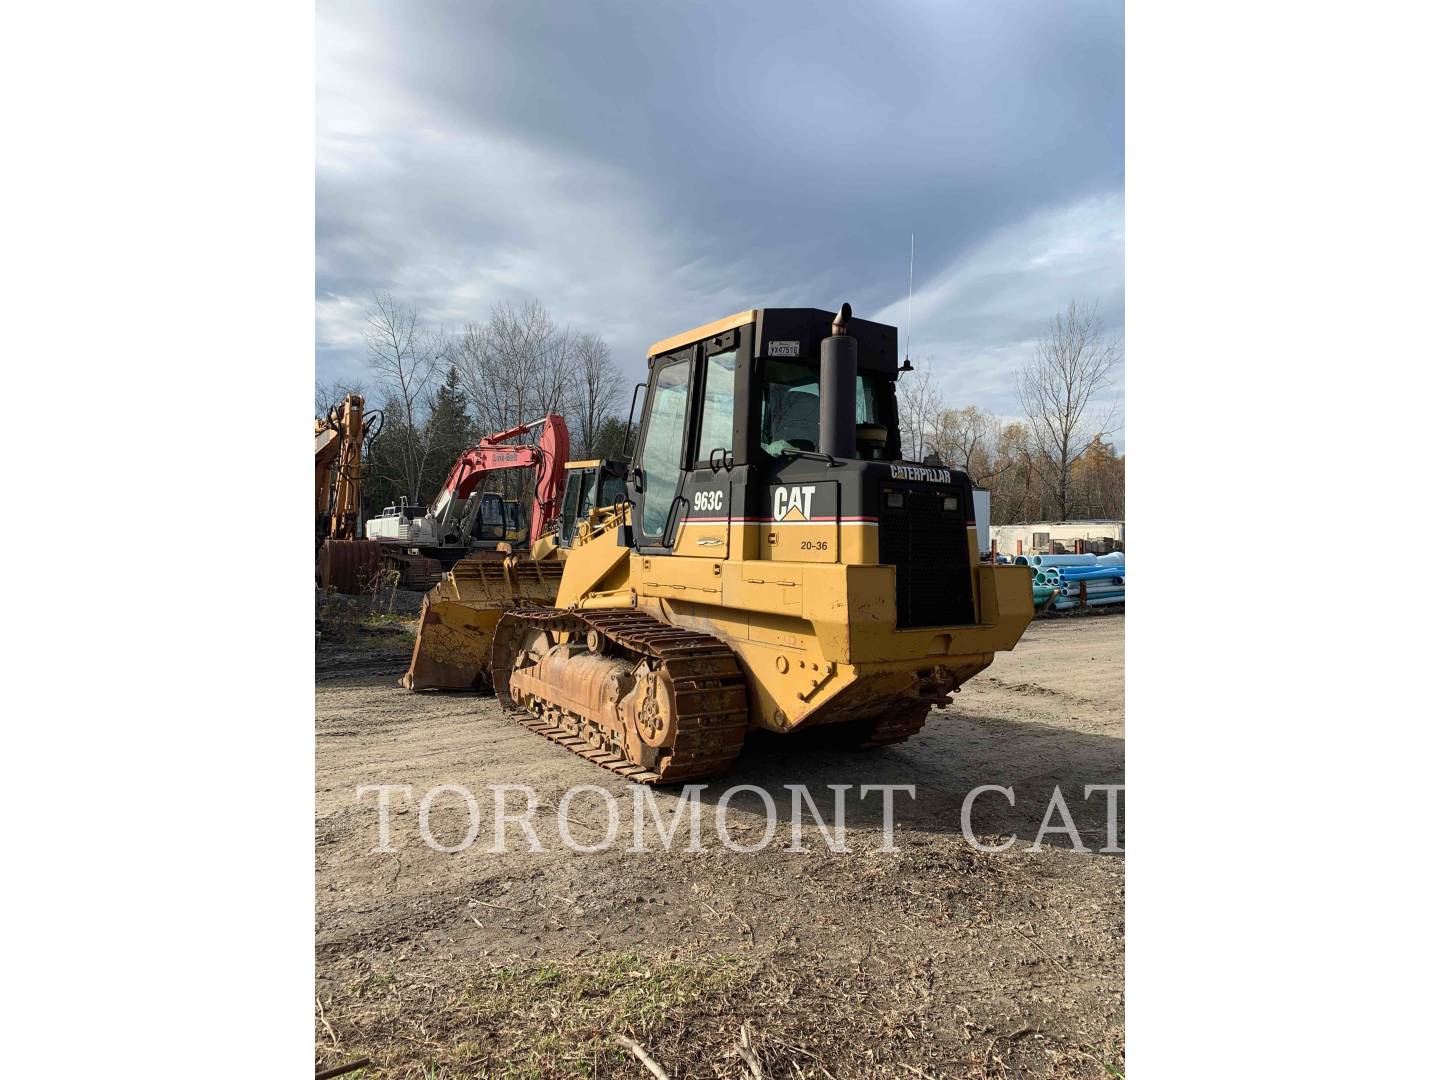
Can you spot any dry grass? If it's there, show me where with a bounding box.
[316,588,416,649]
[316,951,1123,1079]
[319,952,751,1079]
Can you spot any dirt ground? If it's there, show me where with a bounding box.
[316,598,1124,1079]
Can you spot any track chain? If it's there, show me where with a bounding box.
[382,551,442,590]
[492,608,750,784]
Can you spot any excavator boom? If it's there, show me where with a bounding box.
[315,393,377,542]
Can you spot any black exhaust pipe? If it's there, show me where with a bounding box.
[819,302,857,459]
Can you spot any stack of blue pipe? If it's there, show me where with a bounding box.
[1018,552,1124,611]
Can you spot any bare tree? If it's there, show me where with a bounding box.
[444,299,585,508]
[449,322,501,432]
[896,358,939,460]
[364,291,445,502]
[981,421,1043,525]
[955,405,996,475]
[451,299,578,435]
[315,377,368,418]
[930,404,996,475]
[569,332,626,457]
[1016,301,1122,520]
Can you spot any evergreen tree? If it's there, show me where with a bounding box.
[362,396,416,516]
[419,366,475,503]
[590,415,630,461]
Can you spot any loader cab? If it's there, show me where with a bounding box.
[502,500,525,542]
[625,307,906,555]
[626,305,978,624]
[556,458,628,548]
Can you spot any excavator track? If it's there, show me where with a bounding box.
[492,608,750,784]
[380,550,443,591]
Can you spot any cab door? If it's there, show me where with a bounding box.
[630,349,695,553]
[673,333,738,557]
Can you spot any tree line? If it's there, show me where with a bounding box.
[317,294,1123,527]
[898,300,1124,525]
[316,292,632,516]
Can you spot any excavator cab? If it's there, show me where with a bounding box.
[469,491,509,544]
[465,493,542,549]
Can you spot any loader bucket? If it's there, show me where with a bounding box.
[402,554,565,690]
[402,598,506,690]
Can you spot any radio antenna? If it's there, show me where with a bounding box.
[901,233,915,373]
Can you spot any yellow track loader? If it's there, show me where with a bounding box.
[404,305,1034,782]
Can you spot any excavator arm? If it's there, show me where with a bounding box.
[315,424,340,520]
[316,393,379,542]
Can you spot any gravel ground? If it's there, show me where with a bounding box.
[315,603,1124,1078]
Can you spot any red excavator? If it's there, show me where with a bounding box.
[319,414,571,593]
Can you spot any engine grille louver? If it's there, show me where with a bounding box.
[878,486,974,628]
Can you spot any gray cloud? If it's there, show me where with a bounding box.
[317,0,1123,436]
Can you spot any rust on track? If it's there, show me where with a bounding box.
[492,608,750,784]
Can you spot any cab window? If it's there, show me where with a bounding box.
[474,493,506,540]
[598,472,627,507]
[760,360,886,456]
[558,470,587,546]
[638,358,692,537]
[696,348,737,464]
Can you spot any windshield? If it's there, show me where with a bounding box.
[470,493,506,541]
[759,360,889,457]
[479,496,505,525]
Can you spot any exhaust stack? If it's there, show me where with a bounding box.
[819,302,858,459]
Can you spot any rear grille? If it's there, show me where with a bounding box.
[878,486,974,628]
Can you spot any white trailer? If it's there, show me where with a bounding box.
[972,488,991,560]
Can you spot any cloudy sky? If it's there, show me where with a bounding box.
[317,0,1123,433]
